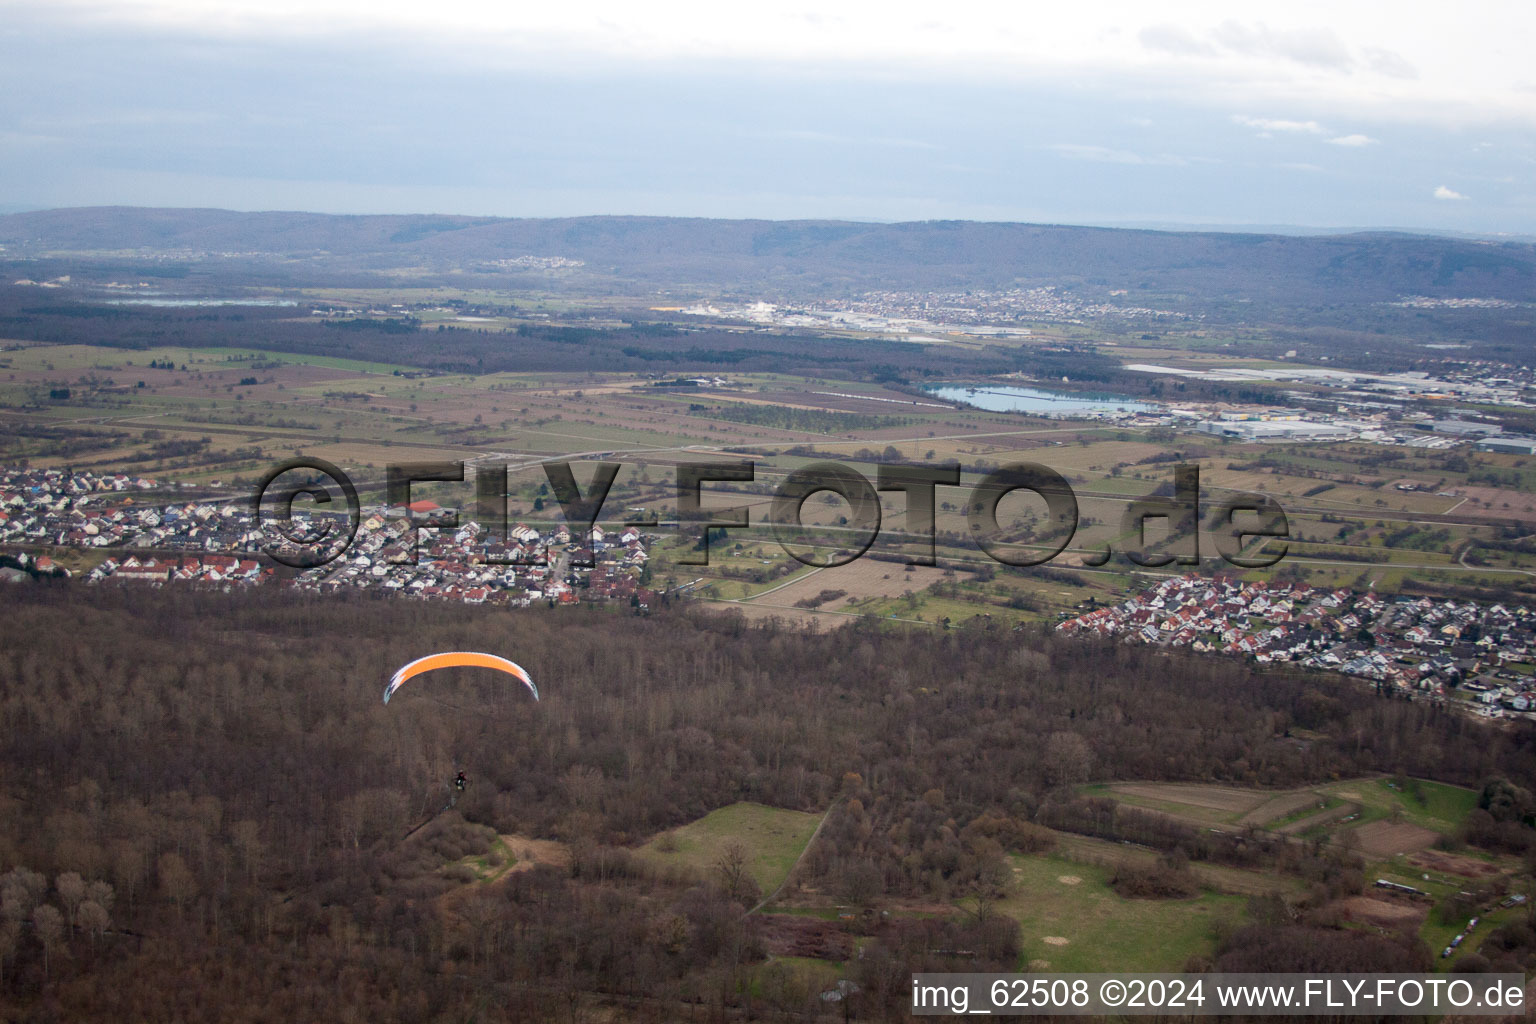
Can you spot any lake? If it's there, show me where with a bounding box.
[925,383,1157,416]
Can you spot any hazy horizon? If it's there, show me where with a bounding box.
[5,204,1536,246]
[2,1,1533,234]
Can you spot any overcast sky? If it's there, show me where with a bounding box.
[2,1,1533,232]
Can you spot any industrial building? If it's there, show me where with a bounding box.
[1475,435,1536,455]
[1430,419,1503,437]
[1194,419,1353,442]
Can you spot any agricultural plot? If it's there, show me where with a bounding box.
[739,561,955,615]
[1274,800,1356,835]
[1237,790,1331,827]
[1454,485,1536,517]
[1335,895,1426,935]
[1198,467,1459,516]
[1092,782,1283,825]
[1091,777,1486,859]
[1351,821,1441,858]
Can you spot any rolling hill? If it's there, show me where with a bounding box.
[3,207,1534,306]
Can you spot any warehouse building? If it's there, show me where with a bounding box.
[1475,435,1536,455]
[1195,419,1353,442]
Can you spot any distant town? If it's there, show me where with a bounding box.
[1059,573,1536,721]
[0,467,658,609]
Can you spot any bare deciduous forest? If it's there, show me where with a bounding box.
[1,585,1534,1020]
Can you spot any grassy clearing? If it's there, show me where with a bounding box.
[1321,777,1479,834]
[750,956,846,1001]
[998,853,1245,972]
[636,802,824,894]
[448,834,517,882]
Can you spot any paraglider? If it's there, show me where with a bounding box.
[382,651,538,705]
[386,652,539,839]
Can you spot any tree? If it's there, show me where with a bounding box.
[32,904,64,976]
[56,871,85,931]
[957,831,1014,923]
[1479,778,1535,824]
[231,820,263,883]
[0,919,19,986]
[1,867,46,917]
[158,852,197,919]
[841,860,882,907]
[87,879,115,915]
[110,840,149,910]
[1044,732,1094,788]
[713,840,758,906]
[78,899,110,949]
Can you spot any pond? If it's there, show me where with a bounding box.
[925,383,1157,416]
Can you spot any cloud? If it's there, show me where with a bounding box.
[1434,185,1469,200]
[1211,21,1355,72]
[1147,20,1360,75]
[0,130,63,150]
[748,129,937,150]
[1363,47,1418,80]
[1230,120,1375,147]
[1045,143,1185,166]
[1138,24,1219,58]
[1233,115,1325,135]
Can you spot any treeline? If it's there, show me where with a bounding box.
[0,422,131,463]
[0,586,1533,1019]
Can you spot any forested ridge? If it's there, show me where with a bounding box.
[0,586,1533,1020]
[4,209,1534,304]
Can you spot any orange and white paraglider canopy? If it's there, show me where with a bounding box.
[382,652,538,704]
